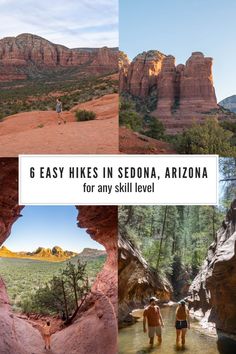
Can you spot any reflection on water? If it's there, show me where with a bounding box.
[119,306,220,354]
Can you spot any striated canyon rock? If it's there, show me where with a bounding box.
[188,200,236,337]
[0,158,117,354]
[120,50,221,133]
[179,52,217,112]
[156,55,177,115]
[119,51,130,93]
[121,50,166,97]
[118,230,172,325]
[0,33,118,81]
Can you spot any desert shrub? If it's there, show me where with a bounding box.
[119,97,143,131]
[175,118,236,156]
[144,115,165,140]
[220,120,236,146]
[119,110,143,131]
[75,110,96,122]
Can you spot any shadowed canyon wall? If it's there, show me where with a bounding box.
[0,158,117,354]
[118,230,172,326]
[188,200,236,338]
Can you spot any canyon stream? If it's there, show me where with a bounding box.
[118,306,232,354]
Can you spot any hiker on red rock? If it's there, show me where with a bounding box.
[143,297,164,348]
[42,321,52,350]
[56,98,66,125]
[175,300,190,348]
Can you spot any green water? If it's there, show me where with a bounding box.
[119,306,226,354]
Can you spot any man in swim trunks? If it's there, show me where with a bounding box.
[143,297,164,347]
[175,299,190,348]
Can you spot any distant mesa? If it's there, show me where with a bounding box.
[120,50,236,134]
[0,33,118,82]
[219,95,236,113]
[0,245,78,262]
[77,247,106,259]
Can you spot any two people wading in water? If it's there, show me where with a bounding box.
[143,297,190,349]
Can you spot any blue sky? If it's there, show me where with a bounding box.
[120,0,236,101]
[0,0,118,48]
[3,206,104,253]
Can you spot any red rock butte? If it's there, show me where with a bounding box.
[0,33,118,81]
[120,50,227,134]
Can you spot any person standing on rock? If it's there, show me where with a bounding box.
[56,98,66,125]
[42,321,52,350]
[175,300,190,348]
[143,297,164,348]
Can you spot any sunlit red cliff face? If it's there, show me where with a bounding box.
[0,158,117,354]
[120,50,234,134]
[0,33,118,82]
[188,200,236,340]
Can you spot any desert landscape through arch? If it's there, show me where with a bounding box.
[0,158,118,354]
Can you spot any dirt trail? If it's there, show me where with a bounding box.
[119,126,176,154]
[0,94,118,156]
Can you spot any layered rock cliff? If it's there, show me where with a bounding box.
[120,50,222,133]
[118,230,172,325]
[188,200,236,338]
[120,50,166,97]
[0,158,117,354]
[0,33,118,81]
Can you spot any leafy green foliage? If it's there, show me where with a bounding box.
[144,114,165,140]
[220,120,236,146]
[175,118,236,156]
[119,98,143,131]
[119,205,224,279]
[75,110,96,121]
[32,261,89,319]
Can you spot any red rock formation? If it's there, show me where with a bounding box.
[0,33,118,81]
[122,50,166,97]
[0,279,45,354]
[121,50,220,133]
[0,159,118,354]
[119,51,130,93]
[156,55,177,115]
[188,200,236,337]
[118,231,172,325]
[179,52,217,112]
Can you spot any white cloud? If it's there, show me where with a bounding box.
[0,0,118,47]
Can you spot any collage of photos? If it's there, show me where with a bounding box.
[0,0,236,354]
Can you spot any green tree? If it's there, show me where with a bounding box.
[144,115,165,140]
[176,118,236,156]
[32,261,90,321]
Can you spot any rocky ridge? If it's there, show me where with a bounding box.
[0,33,118,82]
[219,95,236,113]
[0,245,77,261]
